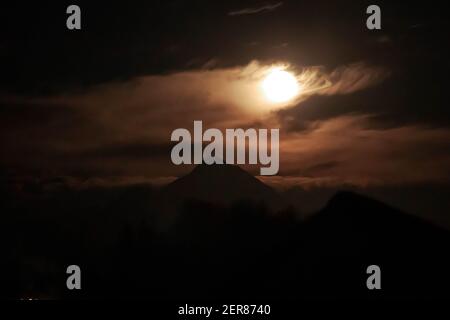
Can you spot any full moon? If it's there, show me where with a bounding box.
[262,68,300,103]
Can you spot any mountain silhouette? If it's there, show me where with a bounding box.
[303,191,450,254]
[2,167,450,299]
[163,164,280,206]
[295,191,450,298]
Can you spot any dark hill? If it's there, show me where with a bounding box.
[163,164,281,206]
[303,191,449,255]
[295,191,450,298]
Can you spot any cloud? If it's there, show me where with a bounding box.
[228,2,283,16]
[0,62,282,179]
[287,62,389,98]
[274,115,450,187]
[319,63,390,95]
[1,60,447,191]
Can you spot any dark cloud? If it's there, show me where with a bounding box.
[79,143,173,160]
[303,161,341,176]
[228,2,283,16]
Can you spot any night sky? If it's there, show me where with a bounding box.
[1,1,450,226]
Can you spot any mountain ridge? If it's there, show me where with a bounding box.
[163,164,281,206]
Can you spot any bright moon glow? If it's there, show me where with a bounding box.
[262,68,300,103]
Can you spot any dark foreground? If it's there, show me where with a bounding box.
[1,166,449,299]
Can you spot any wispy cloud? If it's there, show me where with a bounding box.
[228,2,283,16]
[320,63,390,95]
[286,62,389,98]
